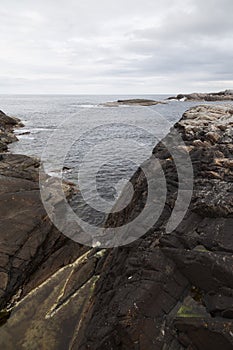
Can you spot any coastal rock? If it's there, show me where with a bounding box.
[0,151,87,309]
[168,89,233,101]
[0,110,20,127]
[0,249,107,350]
[0,111,83,310]
[0,110,20,152]
[72,105,233,349]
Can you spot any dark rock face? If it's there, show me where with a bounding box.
[0,110,20,152]
[168,89,233,101]
[0,105,233,350]
[0,111,83,310]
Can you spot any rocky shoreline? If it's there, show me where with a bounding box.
[73,104,233,350]
[0,110,83,322]
[0,110,22,152]
[0,105,233,349]
[168,89,233,102]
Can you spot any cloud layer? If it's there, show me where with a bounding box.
[1,0,233,93]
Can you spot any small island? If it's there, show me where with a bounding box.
[101,98,166,107]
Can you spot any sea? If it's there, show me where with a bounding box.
[0,94,231,219]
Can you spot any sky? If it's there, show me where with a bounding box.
[1,0,233,94]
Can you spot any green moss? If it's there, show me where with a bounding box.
[177,305,203,318]
[193,245,208,252]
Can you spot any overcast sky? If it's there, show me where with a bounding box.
[1,0,233,94]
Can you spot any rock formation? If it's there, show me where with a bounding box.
[0,110,84,326]
[0,110,21,152]
[168,89,233,102]
[0,105,233,349]
[71,105,233,350]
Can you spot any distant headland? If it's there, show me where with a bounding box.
[167,89,233,101]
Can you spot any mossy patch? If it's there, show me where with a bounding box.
[177,305,203,318]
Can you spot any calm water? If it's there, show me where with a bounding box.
[0,94,203,159]
[0,94,231,222]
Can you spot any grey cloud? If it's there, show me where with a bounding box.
[0,0,233,93]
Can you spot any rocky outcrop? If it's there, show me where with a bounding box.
[101,99,166,107]
[0,110,22,152]
[0,111,84,317]
[72,105,233,349]
[168,89,233,101]
[0,105,233,350]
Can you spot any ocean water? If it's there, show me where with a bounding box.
[0,94,231,222]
